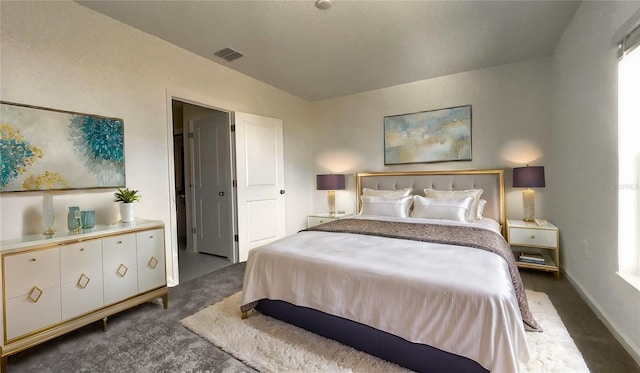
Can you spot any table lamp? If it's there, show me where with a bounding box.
[317,174,345,216]
[513,166,545,222]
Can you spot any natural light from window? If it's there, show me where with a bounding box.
[618,46,640,288]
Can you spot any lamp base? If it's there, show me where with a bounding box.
[327,190,336,216]
[522,188,536,222]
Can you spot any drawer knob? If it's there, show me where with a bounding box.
[117,240,123,244]
[148,256,159,269]
[80,248,85,252]
[30,258,36,262]
[149,235,154,239]
[530,236,535,239]
[28,286,43,303]
[77,273,91,289]
[116,264,128,277]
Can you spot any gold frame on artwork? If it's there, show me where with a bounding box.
[383,105,472,165]
[0,101,125,193]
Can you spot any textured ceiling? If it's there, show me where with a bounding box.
[77,1,580,101]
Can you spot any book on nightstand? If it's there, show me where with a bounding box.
[518,252,545,265]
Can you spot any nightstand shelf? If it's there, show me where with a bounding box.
[307,213,353,228]
[506,219,560,279]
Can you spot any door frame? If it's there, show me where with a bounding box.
[165,88,238,286]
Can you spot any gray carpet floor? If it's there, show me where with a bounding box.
[7,264,640,372]
[178,248,232,284]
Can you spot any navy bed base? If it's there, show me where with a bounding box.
[255,299,489,373]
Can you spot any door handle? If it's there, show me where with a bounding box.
[218,191,225,196]
[280,190,285,194]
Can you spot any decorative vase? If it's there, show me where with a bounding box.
[120,203,134,223]
[67,206,80,231]
[80,210,96,229]
[42,193,55,236]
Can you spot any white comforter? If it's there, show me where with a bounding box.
[241,216,530,372]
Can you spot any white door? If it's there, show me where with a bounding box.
[235,112,285,262]
[191,114,233,257]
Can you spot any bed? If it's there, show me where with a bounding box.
[240,169,540,373]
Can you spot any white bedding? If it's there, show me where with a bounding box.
[241,217,530,372]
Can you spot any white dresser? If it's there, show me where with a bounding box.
[0,220,168,372]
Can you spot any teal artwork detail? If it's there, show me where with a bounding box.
[69,116,124,163]
[0,124,43,188]
[0,102,125,192]
[68,115,125,186]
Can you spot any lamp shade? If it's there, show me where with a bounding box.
[317,174,345,190]
[513,166,545,188]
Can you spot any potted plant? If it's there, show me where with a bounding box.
[114,187,141,223]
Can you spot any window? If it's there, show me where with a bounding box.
[618,25,640,288]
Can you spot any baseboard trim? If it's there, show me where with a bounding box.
[564,270,640,365]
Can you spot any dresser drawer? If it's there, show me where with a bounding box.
[60,240,102,284]
[61,273,104,320]
[509,227,558,248]
[103,266,138,305]
[136,229,166,292]
[5,285,61,341]
[4,248,60,299]
[102,233,137,271]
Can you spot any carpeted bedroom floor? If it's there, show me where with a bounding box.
[7,263,640,373]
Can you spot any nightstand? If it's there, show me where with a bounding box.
[506,219,560,279]
[307,213,353,228]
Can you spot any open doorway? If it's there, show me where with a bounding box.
[171,100,234,283]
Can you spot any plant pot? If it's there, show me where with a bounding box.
[119,203,135,223]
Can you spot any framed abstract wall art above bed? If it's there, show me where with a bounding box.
[0,101,125,192]
[384,105,472,165]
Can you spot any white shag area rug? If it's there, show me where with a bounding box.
[181,291,589,373]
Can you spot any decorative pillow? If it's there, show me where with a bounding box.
[476,199,487,220]
[360,195,413,218]
[423,188,483,223]
[362,187,413,198]
[411,195,473,222]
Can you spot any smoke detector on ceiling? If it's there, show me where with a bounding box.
[315,0,332,10]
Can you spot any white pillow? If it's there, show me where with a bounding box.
[476,199,487,220]
[423,188,483,223]
[360,195,413,218]
[411,195,473,222]
[362,187,413,197]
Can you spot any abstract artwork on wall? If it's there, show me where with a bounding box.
[384,105,472,165]
[0,102,125,192]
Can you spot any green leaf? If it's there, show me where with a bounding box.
[113,187,141,203]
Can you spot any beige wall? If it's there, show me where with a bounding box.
[550,1,640,362]
[2,1,639,360]
[309,58,554,217]
[0,1,315,285]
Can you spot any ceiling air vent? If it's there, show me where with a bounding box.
[214,47,244,62]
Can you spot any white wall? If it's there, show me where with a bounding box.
[3,3,639,361]
[550,1,640,362]
[309,58,554,217]
[0,1,315,285]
